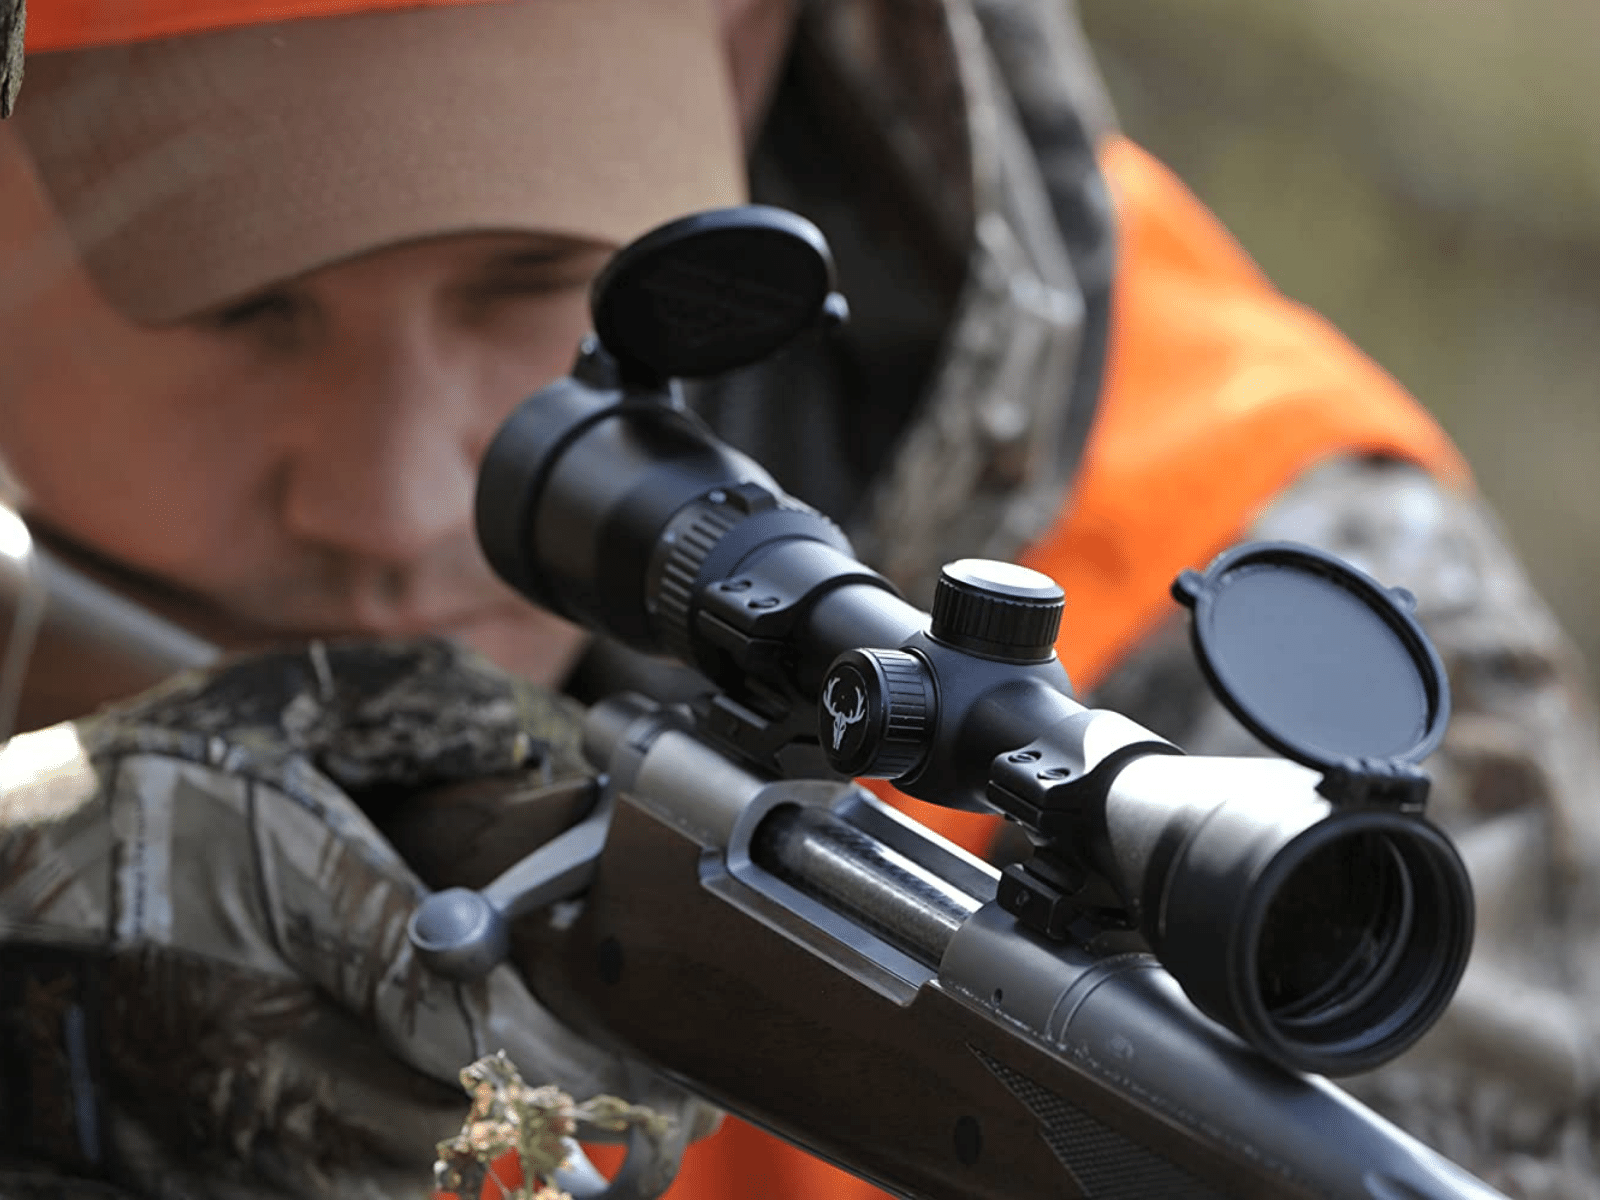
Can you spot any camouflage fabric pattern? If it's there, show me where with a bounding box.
[0,640,719,1198]
[1093,458,1600,1200]
[1,0,22,118]
[837,0,1091,600]
[699,0,1115,608]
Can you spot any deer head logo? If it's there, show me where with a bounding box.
[822,676,867,751]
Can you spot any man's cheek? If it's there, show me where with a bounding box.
[21,427,273,589]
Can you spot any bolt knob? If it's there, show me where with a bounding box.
[820,649,935,780]
[931,559,1064,663]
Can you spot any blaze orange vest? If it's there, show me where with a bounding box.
[637,135,1468,1200]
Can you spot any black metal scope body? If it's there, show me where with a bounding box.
[473,206,1474,1078]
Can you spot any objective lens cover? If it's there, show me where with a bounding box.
[1171,542,1450,775]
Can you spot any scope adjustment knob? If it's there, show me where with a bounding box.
[930,559,1065,663]
[820,649,935,780]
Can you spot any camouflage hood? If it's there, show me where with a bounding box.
[699,0,1118,606]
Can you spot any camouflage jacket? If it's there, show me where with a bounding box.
[0,642,722,1199]
[5,1,1600,1198]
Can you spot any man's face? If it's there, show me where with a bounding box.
[0,0,797,689]
[0,133,609,683]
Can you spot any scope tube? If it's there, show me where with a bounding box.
[477,357,1474,1074]
[475,368,796,649]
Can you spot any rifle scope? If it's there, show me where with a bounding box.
[473,206,1472,1076]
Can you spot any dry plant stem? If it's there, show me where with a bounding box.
[434,1051,671,1200]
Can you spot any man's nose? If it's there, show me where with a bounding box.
[279,316,484,568]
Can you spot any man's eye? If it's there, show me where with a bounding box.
[209,290,304,330]
[470,247,611,305]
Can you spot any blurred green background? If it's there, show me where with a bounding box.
[1081,0,1600,674]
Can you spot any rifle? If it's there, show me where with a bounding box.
[406,207,1508,1199]
[0,505,217,739]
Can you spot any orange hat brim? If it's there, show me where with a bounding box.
[25,0,503,53]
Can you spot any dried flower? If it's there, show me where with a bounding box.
[432,1051,670,1200]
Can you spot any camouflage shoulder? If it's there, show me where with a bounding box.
[1092,456,1600,1197]
[1,0,22,118]
[76,637,592,800]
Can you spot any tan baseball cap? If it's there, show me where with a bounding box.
[14,0,746,323]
